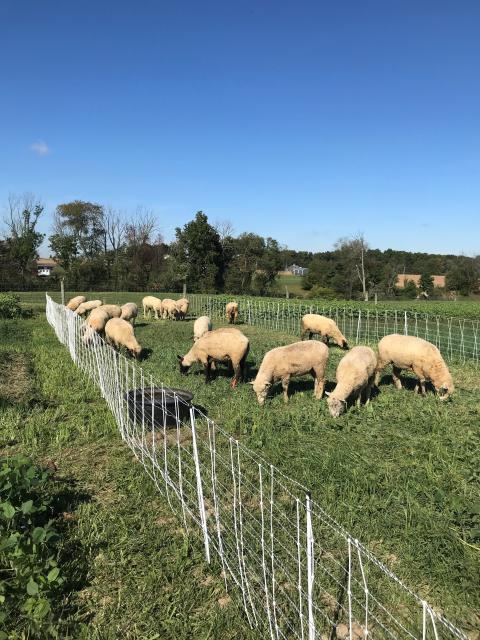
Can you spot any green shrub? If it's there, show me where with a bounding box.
[0,294,23,319]
[0,455,63,635]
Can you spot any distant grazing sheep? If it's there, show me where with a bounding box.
[66,296,86,311]
[226,301,239,324]
[105,318,142,359]
[178,327,249,387]
[176,298,189,320]
[250,341,329,405]
[300,314,348,349]
[375,334,454,400]
[162,298,179,320]
[142,296,163,319]
[326,346,377,418]
[97,304,121,318]
[193,316,212,342]
[75,300,102,316]
[120,302,138,324]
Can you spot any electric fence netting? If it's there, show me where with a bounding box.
[188,295,479,366]
[46,294,467,640]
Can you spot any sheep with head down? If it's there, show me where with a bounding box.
[75,300,102,316]
[162,298,179,320]
[178,327,249,387]
[175,298,189,320]
[375,334,454,400]
[66,295,86,311]
[250,340,329,405]
[105,318,142,359]
[142,296,162,319]
[326,346,377,417]
[120,302,138,324]
[300,314,348,349]
[82,308,110,344]
[97,304,121,318]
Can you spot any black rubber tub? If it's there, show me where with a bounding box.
[125,387,194,429]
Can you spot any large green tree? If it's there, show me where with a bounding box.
[174,212,224,292]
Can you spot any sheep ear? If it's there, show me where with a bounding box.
[177,355,184,361]
[325,391,331,396]
[248,381,255,385]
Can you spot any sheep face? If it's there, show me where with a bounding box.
[177,355,191,375]
[438,380,454,401]
[327,396,347,418]
[131,346,142,360]
[342,340,349,350]
[250,381,271,406]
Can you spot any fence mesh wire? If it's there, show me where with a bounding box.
[46,294,468,640]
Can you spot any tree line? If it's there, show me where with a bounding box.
[1,194,479,298]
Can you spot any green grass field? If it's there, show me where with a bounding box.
[2,293,480,636]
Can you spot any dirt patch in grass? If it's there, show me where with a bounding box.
[0,351,34,405]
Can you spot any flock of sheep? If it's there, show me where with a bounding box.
[65,295,454,418]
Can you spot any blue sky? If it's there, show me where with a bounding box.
[1,1,479,256]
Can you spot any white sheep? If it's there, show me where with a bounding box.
[120,302,138,324]
[82,308,110,344]
[66,295,86,311]
[105,318,142,359]
[226,301,239,324]
[97,304,122,318]
[300,314,349,349]
[162,298,179,320]
[142,296,163,319]
[176,298,189,320]
[178,327,249,387]
[375,334,454,400]
[326,346,377,417]
[250,341,329,405]
[75,300,102,316]
[193,316,212,342]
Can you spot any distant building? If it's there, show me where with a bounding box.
[396,274,446,289]
[284,264,309,276]
[36,258,57,277]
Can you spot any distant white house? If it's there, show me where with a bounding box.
[36,258,57,277]
[286,264,309,276]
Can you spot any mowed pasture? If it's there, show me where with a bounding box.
[3,291,480,636]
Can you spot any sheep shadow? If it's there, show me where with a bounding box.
[139,347,153,361]
[377,374,435,395]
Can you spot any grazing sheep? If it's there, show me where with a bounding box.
[178,327,249,388]
[250,341,329,405]
[66,295,86,311]
[175,298,189,320]
[75,300,102,316]
[226,301,239,324]
[300,314,349,349]
[105,318,142,359]
[326,346,377,418]
[193,316,212,342]
[142,296,163,319]
[375,334,454,400]
[82,308,110,344]
[97,304,121,318]
[120,302,138,324]
[162,298,179,320]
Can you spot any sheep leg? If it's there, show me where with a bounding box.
[312,370,325,399]
[281,376,290,403]
[204,359,213,383]
[355,394,362,407]
[392,366,403,390]
[411,365,426,395]
[364,378,374,405]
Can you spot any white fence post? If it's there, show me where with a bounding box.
[190,407,210,564]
